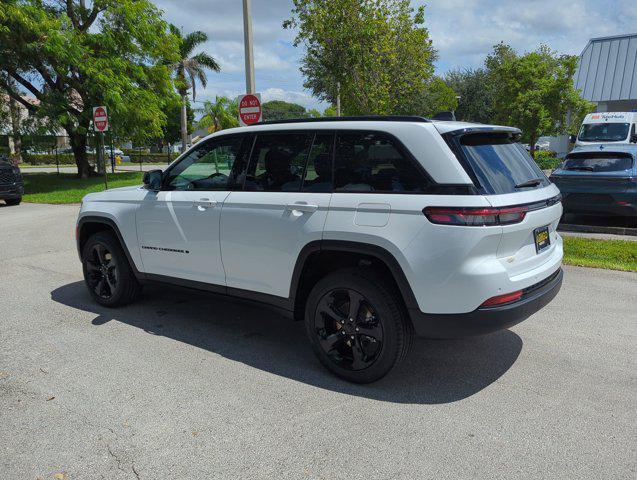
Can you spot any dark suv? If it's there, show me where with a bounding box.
[0,156,24,206]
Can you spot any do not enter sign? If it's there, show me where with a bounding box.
[238,94,262,126]
[93,106,109,132]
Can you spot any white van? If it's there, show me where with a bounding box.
[573,112,637,147]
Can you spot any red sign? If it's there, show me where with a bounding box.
[238,94,262,126]
[93,106,109,132]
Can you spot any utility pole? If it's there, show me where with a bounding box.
[242,0,255,94]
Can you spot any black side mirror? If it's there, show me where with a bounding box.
[569,134,577,144]
[143,169,163,191]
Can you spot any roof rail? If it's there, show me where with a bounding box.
[256,115,430,126]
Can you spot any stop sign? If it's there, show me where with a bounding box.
[238,94,262,126]
[93,106,109,132]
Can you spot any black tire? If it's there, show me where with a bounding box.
[81,231,141,307]
[4,197,21,206]
[304,267,413,383]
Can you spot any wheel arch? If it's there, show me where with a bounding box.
[77,215,142,278]
[289,240,419,321]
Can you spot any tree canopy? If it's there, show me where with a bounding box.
[262,100,307,121]
[198,96,239,134]
[284,0,454,116]
[0,0,180,176]
[444,68,496,123]
[486,43,594,156]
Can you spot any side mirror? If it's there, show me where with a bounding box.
[631,134,637,144]
[569,134,577,144]
[143,169,163,191]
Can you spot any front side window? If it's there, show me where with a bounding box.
[302,133,333,192]
[333,132,431,192]
[244,132,314,192]
[578,123,630,142]
[164,137,243,191]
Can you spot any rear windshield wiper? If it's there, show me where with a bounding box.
[514,178,543,189]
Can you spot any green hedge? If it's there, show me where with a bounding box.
[534,150,561,170]
[21,153,95,165]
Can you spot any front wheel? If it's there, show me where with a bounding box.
[4,197,21,206]
[82,231,141,307]
[304,268,412,383]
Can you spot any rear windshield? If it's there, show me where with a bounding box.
[456,133,550,194]
[578,123,630,142]
[562,153,634,172]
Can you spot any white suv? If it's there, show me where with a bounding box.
[76,116,564,383]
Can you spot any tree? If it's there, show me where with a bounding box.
[0,0,180,177]
[486,43,594,157]
[198,96,239,133]
[262,100,307,121]
[399,77,457,117]
[162,96,194,148]
[168,25,221,153]
[444,68,496,123]
[284,0,440,115]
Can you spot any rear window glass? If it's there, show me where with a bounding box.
[562,154,634,172]
[578,123,629,142]
[456,133,550,194]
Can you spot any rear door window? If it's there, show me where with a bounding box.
[454,132,550,194]
[333,131,432,192]
[562,153,634,172]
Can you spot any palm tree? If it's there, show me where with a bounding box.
[169,25,221,152]
[198,96,239,134]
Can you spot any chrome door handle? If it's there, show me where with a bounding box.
[194,198,217,210]
[286,203,319,213]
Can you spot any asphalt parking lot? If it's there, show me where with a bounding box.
[1,203,635,479]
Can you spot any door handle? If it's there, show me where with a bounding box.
[286,202,319,213]
[193,198,217,210]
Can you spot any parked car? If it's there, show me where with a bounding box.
[571,111,637,148]
[76,116,564,382]
[0,156,24,206]
[550,145,637,218]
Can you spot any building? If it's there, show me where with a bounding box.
[573,33,637,112]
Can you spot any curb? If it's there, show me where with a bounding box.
[558,223,637,237]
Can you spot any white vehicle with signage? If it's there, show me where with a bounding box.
[572,112,637,148]
[76,116,564,383]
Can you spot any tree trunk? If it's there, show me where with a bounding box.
[180,94,188,153]
[8,95,22,163]
[529,137,536,160]
[69,131,93,179]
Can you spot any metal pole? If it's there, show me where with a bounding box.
[55,145,59,175]
[101,132,108,190]
[139,146,142,172]
[336,82,341,117]
[242,0,255,94]
[110,130,114,173]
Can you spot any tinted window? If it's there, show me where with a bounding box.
[458,133,549,194]
[302,133,333,192]
[245,133,313,191]
[165,137,243,191]
[578,123,630,142]
[562,153,634,172]
[333,132,431,192]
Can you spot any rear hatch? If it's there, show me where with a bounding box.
[551,151,635,196]
[443,129,562,278]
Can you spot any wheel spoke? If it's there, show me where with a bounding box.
[85,260,100,273]
[318,331,343,353]
[357,321,382,341]
[94,245,108,266]
[350,337,367,370]
[347,291,364,321]
[94,278,105,297]
[316,295,346,324]
[104,275,117,295]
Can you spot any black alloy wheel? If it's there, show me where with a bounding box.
[85,243,119,300]
[314,288,383,371]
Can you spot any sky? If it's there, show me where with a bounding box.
[152,0,636,111]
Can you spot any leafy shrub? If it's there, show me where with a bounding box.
[534,150,561,171]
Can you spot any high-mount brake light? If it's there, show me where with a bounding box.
[423,206,528,226]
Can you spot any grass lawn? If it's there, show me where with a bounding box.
[22,172,144,204]
[562,236,637,272]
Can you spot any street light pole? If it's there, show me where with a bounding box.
[242,0,255,94]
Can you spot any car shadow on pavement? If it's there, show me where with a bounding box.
[51,281,523,405]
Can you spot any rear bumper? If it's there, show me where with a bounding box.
[409,268,563,338]
[561,192,637,217]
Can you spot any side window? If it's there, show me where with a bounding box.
[333,132,432,193]
[245,132,313,192]
[301,133,333,193]
[164,137,243,191]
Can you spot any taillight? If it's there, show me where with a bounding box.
[423,206,527,226]
[481,290,523,307]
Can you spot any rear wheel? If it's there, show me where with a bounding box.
[304,268,412,383]
[4,197,21,206]
[82,231,141,307]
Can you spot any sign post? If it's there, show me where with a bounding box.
[237,93,262,126]
[93,106,109,189]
